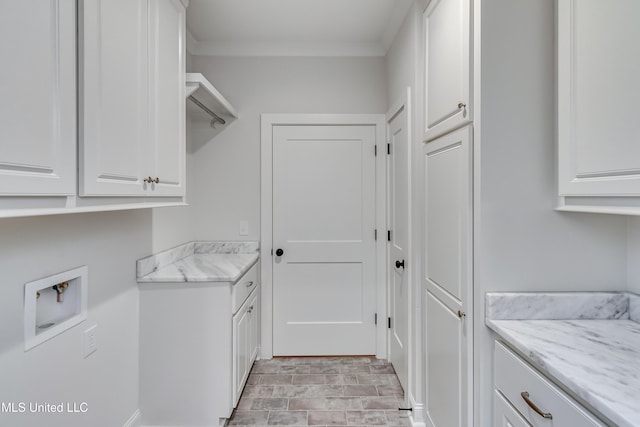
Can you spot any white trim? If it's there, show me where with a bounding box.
[0,199,187,219]
[187,40,386,57]
[260,113,387,359]
[408,397,427,427]
[123,409,141,427]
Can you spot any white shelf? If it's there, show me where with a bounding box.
[185,73,238,131]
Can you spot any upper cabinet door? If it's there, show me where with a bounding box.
[0,1,76,196]
[558,0,640,198]
[423,0,472,141]
[79,0,185,197]
[148,0,186,196]
[79,0,149,196]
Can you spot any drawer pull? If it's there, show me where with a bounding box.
[521,391,553,419]
[246,281,254,288]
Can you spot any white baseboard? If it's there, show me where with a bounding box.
[408,395,427,427]
[123,409,141,427]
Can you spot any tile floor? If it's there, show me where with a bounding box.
[229,357,410,426]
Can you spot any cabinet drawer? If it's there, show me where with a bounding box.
[494,341,604,427]
[232,262,259,314]
[494,389,531,427]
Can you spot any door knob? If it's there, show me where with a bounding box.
[395,260,405,269]
[275,248,284,257]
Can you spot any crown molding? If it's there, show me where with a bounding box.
[186,39,386,57]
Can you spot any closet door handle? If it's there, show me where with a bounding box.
[275,248,284,257]
[521,392,552,419]
[395,260,405,269]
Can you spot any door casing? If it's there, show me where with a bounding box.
[260,114,387,359]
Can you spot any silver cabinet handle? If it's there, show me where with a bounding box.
[246,281,254,288]
[248,305,254,313]
[457,310,466,319]
[521,392,552,419]
[458,102,466,110]
[143,177,160,184]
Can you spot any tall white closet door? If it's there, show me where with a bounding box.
[79,0,148,196]
[424,125,472,427]
[0,1,76,195]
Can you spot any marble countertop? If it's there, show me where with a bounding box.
[137,241,259,283]
[486,292,640,427]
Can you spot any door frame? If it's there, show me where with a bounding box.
[260,114,387,359]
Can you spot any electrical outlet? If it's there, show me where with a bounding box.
[83,325,97,358]
[239,220,249,236]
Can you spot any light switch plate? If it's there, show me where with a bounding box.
[83,325,97,358]
[239,220,249,236]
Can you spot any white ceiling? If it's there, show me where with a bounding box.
[185,0,414,57]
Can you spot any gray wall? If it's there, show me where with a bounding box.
[0,211,151,427]
[475,0,628,424]
[188,55,388,241]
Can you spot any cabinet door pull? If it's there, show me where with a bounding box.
[521,391,553,419]
[153,177,160,184]
[458,102,466,110]
[246,281,254,288]
[457,310,466,319]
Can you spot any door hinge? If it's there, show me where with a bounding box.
[374,229,378,241]
[270,248,273,256]
[374,145,377,156]
[387,230,391,242]
[375,313,378,325]
[388,317,392,329]
[387,143,391,155]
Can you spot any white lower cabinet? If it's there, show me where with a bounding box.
[139,262,260,426]
[494,390,531,427]
[494,341,604,427]
[233,288,259,405]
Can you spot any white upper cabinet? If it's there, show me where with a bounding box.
[423,0,472,141]
[557,0,640,214]
[79,0,148,196]
[148,0,186,196]
[79,0,185,197]
[0,1,76,196]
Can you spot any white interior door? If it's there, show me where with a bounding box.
[387,99,410,393]
[272,125,377,356]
